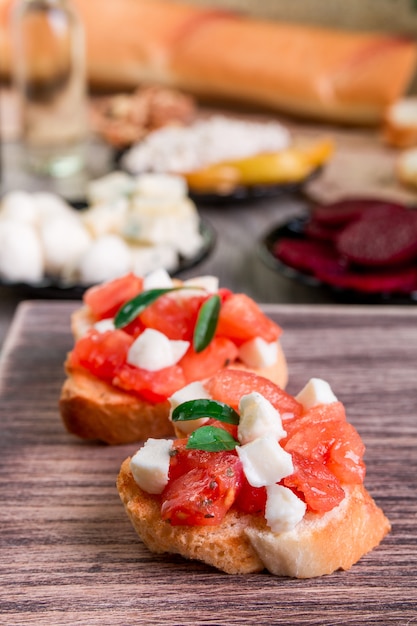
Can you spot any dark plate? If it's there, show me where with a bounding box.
[258,215,417,304]
[0,219,216,300]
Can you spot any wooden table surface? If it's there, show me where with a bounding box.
[1,300,416,625]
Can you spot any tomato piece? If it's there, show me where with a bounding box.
[284,420,366,484]
[83,273,143,320]
[206,369,303,416]
[69,329,133,381]
[140,294,206,341]
[283,452,345,513]
[180,337,239,383]
[161,453,243,526]
[282,401,346,442]
[169,441,238,481]
[113,362,186,403]
[215,293,282,344]
[234,478,267,515]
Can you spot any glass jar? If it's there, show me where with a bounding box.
[11,0,87,177]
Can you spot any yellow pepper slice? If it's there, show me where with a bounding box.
[183,138,334,192]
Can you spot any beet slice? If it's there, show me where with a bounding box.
[315,264,417,294]
[274,238,345,276]
[337,206,417,266]
[312,198,405,226]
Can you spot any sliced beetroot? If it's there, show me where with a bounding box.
[303,219,341,242]
[274,238,345,276]
[315,265,417,294]
[337,206,417,267]
[312,198,405,226]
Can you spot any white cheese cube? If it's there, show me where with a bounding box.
[130,438,173,494]
[295,378,338,410]
[179,275,219,297]
[238,392,286,445]
[236,437,294,488]
[238,337,279,369]
[169,381,211,434]
[143,267,174,290]
[93,318,115,333]
[265,484,306,533]
[133,173,187,199]
[127,328,189,371]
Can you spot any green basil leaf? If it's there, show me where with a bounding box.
[172,399,240,424]
[114,287,183,328]
[193,294,221,353]
[186,425,239,451]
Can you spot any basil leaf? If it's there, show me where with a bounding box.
[186,425,239,451]
[114,287,183,328]
[172,399,240,424]
[193,294,221,353]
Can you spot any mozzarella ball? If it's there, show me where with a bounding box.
[33,192,75,221]
[40,214,92,275]
[77,234,131,284]
[0,191,38,225]
[0,220,44,283]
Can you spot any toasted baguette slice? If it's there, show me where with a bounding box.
[117,457,390,577]
[60,342,288,445]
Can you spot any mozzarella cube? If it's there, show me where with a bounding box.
[238,392,286,444]
[236,437,294,488]
[130,438,173,494]
[93,318,115,333]
[295,378,338,410]
[127,328,189,371]
[169,381,211,434]
[238,337,279,369]
[143,267,173,290]
[133,173,187,199]
[180,276,219,298]
[265,484,306,533]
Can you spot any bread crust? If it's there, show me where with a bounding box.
[117,457,390,577]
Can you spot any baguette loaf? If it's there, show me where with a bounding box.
[117,459,390,577]
[1,0,416,125]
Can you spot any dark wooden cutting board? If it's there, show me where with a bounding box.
[1,301,416,625]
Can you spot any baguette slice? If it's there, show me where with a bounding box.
[59,342,288,445]
[117,458,390,577]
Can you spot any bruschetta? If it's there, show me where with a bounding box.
[117,372,390,577]
[60,270,288,444]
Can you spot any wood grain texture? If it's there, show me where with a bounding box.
[1,300,416,625]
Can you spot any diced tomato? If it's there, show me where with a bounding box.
[215,293,282,344]
[218,287,233,302]
[113,362,186,403]
[180,337,239,383]
[206,369,303,416]
[161,452,243,525]
[284,420,366,484]
[204,418,238,439]
[234,478,267,515]
[140,293,207,341]
[69,329,133,381]
[282,452,345,513]
[121,316,147,338]
[169,441,238,481]
[281,401,347,442]
[83,273,143,320]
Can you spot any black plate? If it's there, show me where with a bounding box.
[0,219,216,300]
[258,215,417,304]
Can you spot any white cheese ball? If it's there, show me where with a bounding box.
[0,191,38,225]
[77,234,131,284]
[0,220,44,283]
[33,192,75,221]
[40,214,92,275]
